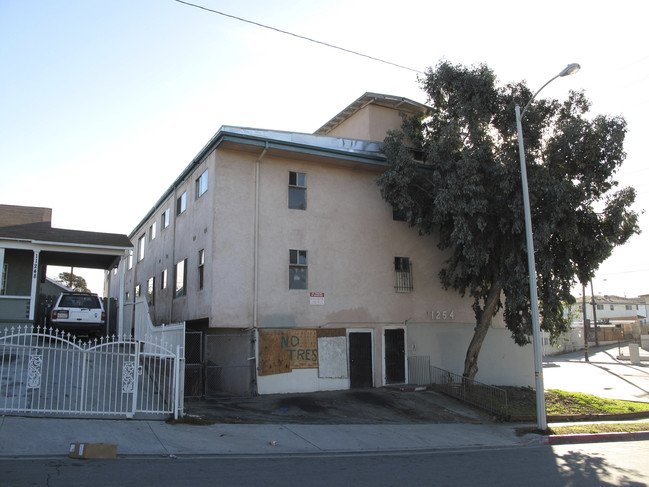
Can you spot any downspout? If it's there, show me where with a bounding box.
[253,143,268,329]
[170,186,178,325]
[118,255,126,338]
[252,143,267,397]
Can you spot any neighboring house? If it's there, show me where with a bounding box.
[109,92,535,396]
[0,204,132,330]
[570,295,647,326]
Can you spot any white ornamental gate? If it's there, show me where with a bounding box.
[0,325,183,419]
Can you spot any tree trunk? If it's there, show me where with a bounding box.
[462,283,503,380]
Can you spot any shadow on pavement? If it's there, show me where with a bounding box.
[184,387,493,425]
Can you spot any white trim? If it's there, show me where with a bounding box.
[28,251,39,321]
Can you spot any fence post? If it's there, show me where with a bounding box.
[174,344,181,420]
[129,341,140,418]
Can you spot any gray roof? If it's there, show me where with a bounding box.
[0,221,132,269]
[0,221,132,249]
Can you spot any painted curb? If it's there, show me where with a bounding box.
[540,431,649,445]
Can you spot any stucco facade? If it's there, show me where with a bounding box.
[112,93,534,395]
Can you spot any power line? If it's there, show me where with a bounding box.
[173,0,425,75]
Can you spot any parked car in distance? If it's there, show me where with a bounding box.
[50,292,105,338]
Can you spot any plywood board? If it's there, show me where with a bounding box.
[258,329,319,376]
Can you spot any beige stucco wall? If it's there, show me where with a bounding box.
[113,98,532,393]
[325,105,407,141]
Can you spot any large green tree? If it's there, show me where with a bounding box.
[377,61,639,380]
[56,272,90,293]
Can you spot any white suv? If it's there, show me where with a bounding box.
[50,292,106,338]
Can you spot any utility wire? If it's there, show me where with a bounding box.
[173,0,425,75]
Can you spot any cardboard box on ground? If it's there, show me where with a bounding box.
[69,443,118,459]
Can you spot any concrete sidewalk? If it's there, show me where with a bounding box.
[0,415,529,458]
[2,343,648,459]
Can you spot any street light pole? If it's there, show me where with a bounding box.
[515,63,580,431]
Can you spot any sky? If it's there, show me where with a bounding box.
[1,0,648,299]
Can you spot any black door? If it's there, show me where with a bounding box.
[384,328,405,384]
[349,332,373,388]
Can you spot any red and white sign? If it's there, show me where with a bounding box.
[309,292,325,305]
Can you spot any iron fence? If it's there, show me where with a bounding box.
[0,325,183,419]
[429,365,508,418]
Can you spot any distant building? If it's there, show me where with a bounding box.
[571,294,647,326]
[109,93,534,396]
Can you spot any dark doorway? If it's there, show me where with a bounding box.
[384,328,405,384]
[349,332,373,388]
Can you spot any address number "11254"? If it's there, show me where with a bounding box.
[431,310,454,320]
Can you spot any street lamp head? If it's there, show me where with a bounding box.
[559,63,581,77]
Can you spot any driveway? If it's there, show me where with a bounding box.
[184,387,493,424]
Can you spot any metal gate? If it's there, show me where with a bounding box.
[0,325,182,419]
[204,332,256,397]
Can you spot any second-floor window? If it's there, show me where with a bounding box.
[289,249,307,290]
[175,259,187,298]
[198,249,205,290]
[394,257,413,293]
[288,171,306,210]
[147,277,155,305]
[149,222,157,241]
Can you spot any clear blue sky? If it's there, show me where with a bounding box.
[1,0,647,298]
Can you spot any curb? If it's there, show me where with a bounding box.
[510,410,649,422]
[540,431,649,445]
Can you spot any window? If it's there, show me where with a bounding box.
[288,171,306,210]
[1,263,7,295]
[161,269,167,290]
[196,169,208,199]
[161,208,170,229]
[392,207,407,222]
[177,192,187,215]
[175,259,187,298]
[597,304,604,310]
[626,304,633,310]
[149,222,157,241]
[198,249,205,290]
[289,249,307,290]
[135,284,141,297]
[147,277,155,305]
[128,250,133,270]
[137,234,145,261]
[394,257,413,293]
[610,305,614,311]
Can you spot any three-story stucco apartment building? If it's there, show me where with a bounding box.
[109,93,533,396]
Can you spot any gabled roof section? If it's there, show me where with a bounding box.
[314,92,429,136]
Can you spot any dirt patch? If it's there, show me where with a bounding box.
[183,388,492,425]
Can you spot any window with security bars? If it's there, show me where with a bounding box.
[394,257,413,293]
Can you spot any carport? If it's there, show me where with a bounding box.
[0,205,132,332]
